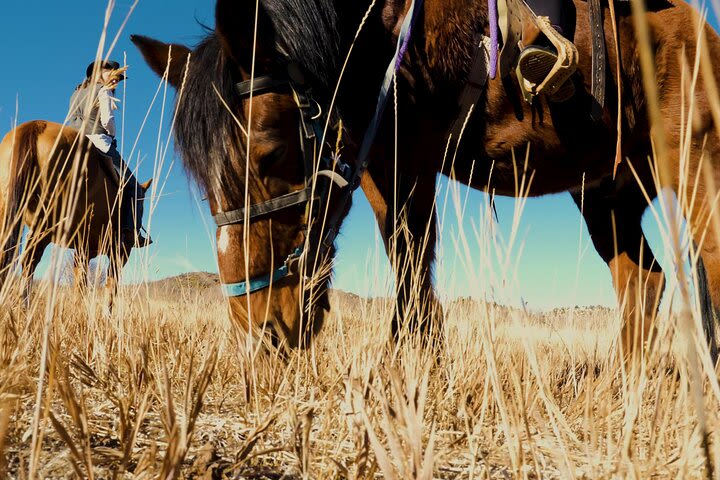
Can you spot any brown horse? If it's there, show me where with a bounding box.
[134,0,720,359]
[0,120,152,300]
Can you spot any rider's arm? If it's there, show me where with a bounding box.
[97,87,117,138]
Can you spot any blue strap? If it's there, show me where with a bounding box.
[221,246,303,297]
[221,264,291,297]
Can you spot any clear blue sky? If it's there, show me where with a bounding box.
[0,1,714,309]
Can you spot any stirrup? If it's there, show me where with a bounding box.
[517,46,575,103]
[123,227,153,248]
[137,226,153,247]
[516,15,578,103]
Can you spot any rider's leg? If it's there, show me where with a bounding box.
[104,142,150,247]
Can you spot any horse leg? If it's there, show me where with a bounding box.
[680,137,720,365]
[694,244,720,364]
[363,170,443,343]
[106,241,130,311]
[21,236,50,307]
[571,181,665,364]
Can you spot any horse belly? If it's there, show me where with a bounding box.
[445,111,616,197]
[455,84,618,196]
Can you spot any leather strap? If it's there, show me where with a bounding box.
[450,34,490,142]
[213,187,311,226]
[319,0,425,250]
[235,75,289,97]
[589,0,607,120]
[498,0,523,78]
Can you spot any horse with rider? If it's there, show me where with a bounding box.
[0,60,152,301]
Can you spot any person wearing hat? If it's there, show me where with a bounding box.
[69,60,151,248]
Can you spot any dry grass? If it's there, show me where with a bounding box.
[0,280,718,479]
[3,1,720,479]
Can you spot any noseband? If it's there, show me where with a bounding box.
[214,0,424,298]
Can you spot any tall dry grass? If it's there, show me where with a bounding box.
[2,0,720,478]
[0,280,718,478]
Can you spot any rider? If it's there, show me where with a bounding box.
[68,60,151,247]
[518,0,575,101]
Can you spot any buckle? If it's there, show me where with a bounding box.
[337,161,353,181]
[285,246,304,275]
[286,256,301,275]
[292,88,312,110]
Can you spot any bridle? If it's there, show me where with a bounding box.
[214,63,354,297]
[213,0,424,298]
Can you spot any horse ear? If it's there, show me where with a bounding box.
[131,35,191,88]
[139,178,153,191]
[215,0,276,69]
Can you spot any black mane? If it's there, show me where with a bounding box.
[263,0,340,89]
[174,0,341,202]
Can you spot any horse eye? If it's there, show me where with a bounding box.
[263,145,287,166]
[258,145,287,177]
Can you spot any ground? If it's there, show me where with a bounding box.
[0,272,718,479]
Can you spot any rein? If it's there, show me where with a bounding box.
[215,0,423,297]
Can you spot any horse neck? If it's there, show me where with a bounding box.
[81,141,120,210]
[331,0,411,137]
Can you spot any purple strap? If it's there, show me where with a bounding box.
[396,11,417,70]
[488,0,499,79]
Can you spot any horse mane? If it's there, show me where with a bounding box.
[174,0,340,202]
[262,0,340,88]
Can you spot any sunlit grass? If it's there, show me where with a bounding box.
[3,0,720,478]
[1,279,718,478]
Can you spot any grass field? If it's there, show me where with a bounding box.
[1,272,718,479]
[3,1,720,478]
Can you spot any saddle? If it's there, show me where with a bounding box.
[450,0,620,144]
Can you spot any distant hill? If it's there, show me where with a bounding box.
[145,272,616,317]
[146,272,371,307]
[146,271,222,299]
[151,271,221,289]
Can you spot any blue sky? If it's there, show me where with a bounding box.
[0,1,714,309]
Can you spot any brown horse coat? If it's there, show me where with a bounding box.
[0,120,140,292]
[134,0,720,359]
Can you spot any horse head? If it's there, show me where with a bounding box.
[139,178,153,191]
[132,0,351,348]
